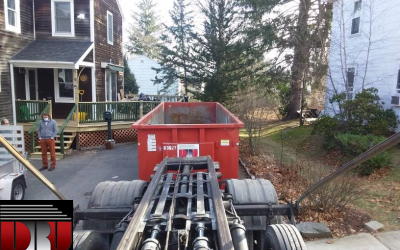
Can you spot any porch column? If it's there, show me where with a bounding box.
[10,63,17,125]
[74,69,80,126]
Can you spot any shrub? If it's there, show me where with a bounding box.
[335,133,392,175]
[341,88,398,136]
[312,115,341,148]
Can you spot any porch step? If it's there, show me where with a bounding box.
[55,135,75,139]
[30,152,64,160]
[35,146,62,150]
[32,132,77,158]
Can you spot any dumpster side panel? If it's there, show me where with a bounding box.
[137,127,240,181]
[205,128,239,180]
[137,129,171,180]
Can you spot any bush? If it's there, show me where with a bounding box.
[340,88,398,136]
[335,133,392,175]
[312,115,341,148]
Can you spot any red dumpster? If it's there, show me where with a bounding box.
[132,102,245,181]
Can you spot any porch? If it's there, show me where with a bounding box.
[15,100,162,159]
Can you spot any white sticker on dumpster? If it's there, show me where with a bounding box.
[147,134,156,151]
[221,139,230,146]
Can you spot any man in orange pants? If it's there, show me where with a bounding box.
[38,113,58,171]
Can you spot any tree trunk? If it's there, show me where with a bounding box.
[284,0,311,120]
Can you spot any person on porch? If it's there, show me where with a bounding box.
[38,113,58,171]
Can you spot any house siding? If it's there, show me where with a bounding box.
[325,0,400,131]
[128,55,178,95]
[94,0,123,101]
[0,0,34,122]
[35,0,91,40]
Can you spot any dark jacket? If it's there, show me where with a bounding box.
[38,119,58,139]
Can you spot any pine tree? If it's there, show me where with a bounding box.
[124,57,139,94]
[193,0,277,104]
[127,0,161,59]
[153,0,196,95]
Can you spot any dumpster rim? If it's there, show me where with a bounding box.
[132,102,244,130]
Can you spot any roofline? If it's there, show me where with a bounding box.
[75,43,94,69]
[9,60,75,69]
[115,0,124,20]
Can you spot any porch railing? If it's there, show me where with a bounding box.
[58,105,76,155]
[78,101,161,124]
[16,100,50,123]
[28,102,51,153]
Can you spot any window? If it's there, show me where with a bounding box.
[347,68,355,99]
[351,17,360,34]
[107,11,114,45]
[4,0,20,33]
[396,69,400,93]
[51,0,75,37]
[354,0,362,13]
[55,69,74,102]
[351,0,362,35]
[105,71,117,101]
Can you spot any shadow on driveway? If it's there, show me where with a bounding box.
[25,143,138,209]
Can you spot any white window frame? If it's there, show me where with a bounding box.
[4,0,21,33]
[107,11,114,45]
[396,64,400,94]
[105,70,118,102]
[25,68,39,100]
[347,67,356,99]
[54,69,75,103]
[51,0,75,37]
[351,0,362,36]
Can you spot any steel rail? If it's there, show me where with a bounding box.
[0,134,66,200]
[296,131,400,205]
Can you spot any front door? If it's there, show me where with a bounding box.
[106,71,117,102]
[25,69,38,100]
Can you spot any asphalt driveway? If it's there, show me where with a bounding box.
[25,143,139,209]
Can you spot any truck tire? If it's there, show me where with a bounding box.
[264,224,307,250]
[11,179,25,200]
[73,231,106,250]
[82,180,146,233]
[225,179,282,229]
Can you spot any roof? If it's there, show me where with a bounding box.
[10,40,93,69]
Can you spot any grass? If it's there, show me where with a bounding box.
[240,120,400,231]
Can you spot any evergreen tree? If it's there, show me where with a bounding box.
[193,0,278,104]
[153,0,196,95]
[127,0,161,59]
[124,57,139,94]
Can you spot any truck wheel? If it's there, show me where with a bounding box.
[82,180,146,233]
[225,179,282,229]
[11,179,25,200]
[264,224,307,250]
[73,231,106,250]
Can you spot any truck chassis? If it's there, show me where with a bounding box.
[74,156,305,250]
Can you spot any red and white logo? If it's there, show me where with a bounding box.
[0,201,73,250]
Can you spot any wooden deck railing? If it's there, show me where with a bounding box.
[58,105,76,155]
[78,101,161,123]
[16,100,50,123]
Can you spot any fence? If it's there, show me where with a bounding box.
[16,100,50,123]
[0,125,25,167]
[78,101,161,123]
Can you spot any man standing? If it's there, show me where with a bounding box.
[38,113,58,171]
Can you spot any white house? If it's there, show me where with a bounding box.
[325,0,400,124]
[127,55,178,95]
